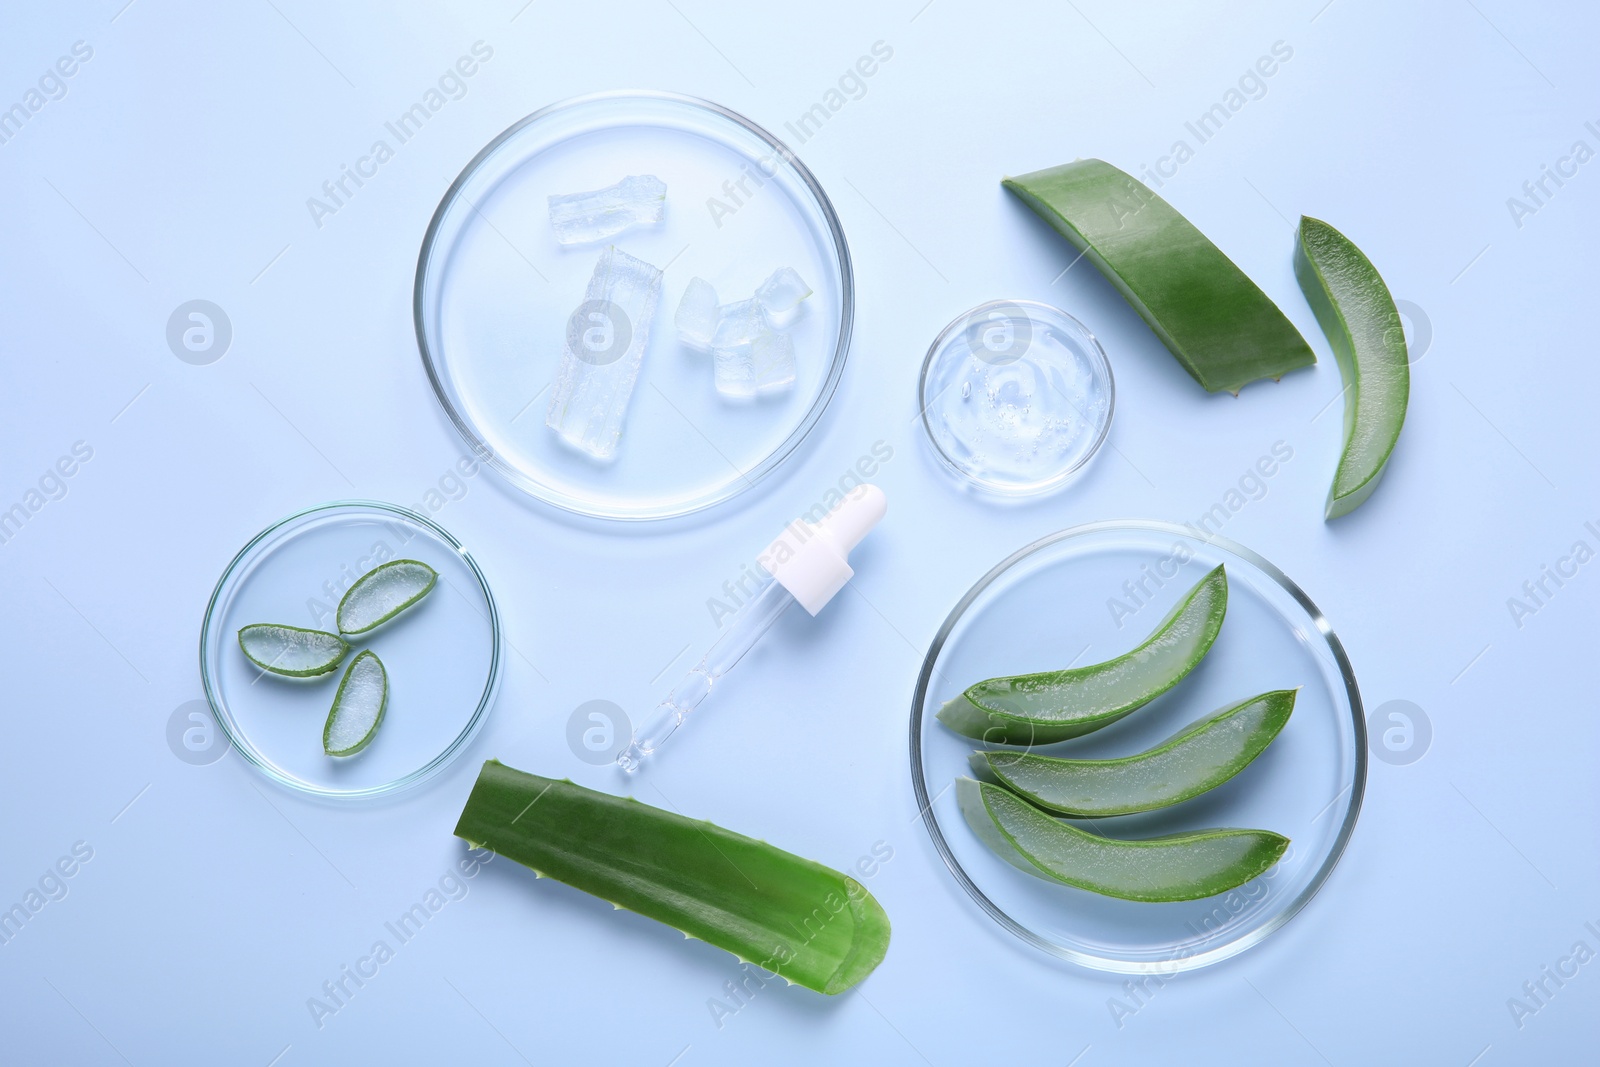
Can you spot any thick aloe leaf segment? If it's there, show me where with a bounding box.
[958,778,1287,902]
[323,651,388,757]
[1004,160,1315,394]
[939,565,1228,745]
[1294,215,1410,520]
[336,559,438,635]
[972,689,1296,816]
[237,623,349,677]
[454,761,891,995]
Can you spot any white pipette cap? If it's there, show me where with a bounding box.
[758,484,887,615]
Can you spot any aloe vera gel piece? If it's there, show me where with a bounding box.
[237,623,350,677]
[453,761,891,995]
[323,650,388,756]
[958,778,1287,902]
[1294,215,1410,519]
[1004,160,1315,394]
[336,560,438,635]
[939,565,1228,744]
[972,689,1296,817]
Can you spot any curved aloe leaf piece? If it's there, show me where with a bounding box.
[1004,159,1315,394]
[323,651,388,757]
[237,623,349,678]
[336,559,438,635]
[453,761,891,995]
[957,778,1287,902]
[972,689,1296,816]
[1294,215,1410,520]
[938,565,1228,744]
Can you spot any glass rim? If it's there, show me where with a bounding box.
[908,518,1367,973]
[917,298,1116,496]
[412,89,855,522]
[198,499,502,799]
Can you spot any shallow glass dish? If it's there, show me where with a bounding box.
[910,521,1364,972]
[918,300,1114,496]
[200,501,501,799]
[414,91,853,521]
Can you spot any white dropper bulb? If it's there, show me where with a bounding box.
[761,483,888,615]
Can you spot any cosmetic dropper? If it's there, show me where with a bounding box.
[617,484,887,772]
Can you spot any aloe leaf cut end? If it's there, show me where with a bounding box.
[1003,160,1314,394]
[937,564,1227,744]
[237,623,350,678]
[323,650,388,756]
[1294,215,1410,521]
[337,559,439,635]
[452,761,891,995]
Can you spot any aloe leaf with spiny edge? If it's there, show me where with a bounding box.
[453,761,891,995]
[938,565,1228,745]
[958,778,1288,902]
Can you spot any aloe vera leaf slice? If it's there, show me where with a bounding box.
[972,689,1296,816]
[336,559,438,635]
[1003,160,1315,394]
[938,565,1228,745]
[236,623,350,678]
[957,778,1287,902]
[1294,215,1410,520]
[323,651,388,757]
[453,761,891,995]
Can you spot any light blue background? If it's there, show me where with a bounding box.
[2,1,1595,1063]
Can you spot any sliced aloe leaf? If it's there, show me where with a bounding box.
[453,761,891,995]
[1003,159,1315,394]
[972,689,1296,816]
[958,778,1287,902]
[236,623,350,678]
[336,559,438,635]
[938,565,1228,744]
[1294,215,1410,520]
[323,651,388,757]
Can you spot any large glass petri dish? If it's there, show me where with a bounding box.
[910,521,1365,973]
[199,501,501,799]
[414,91,853,521]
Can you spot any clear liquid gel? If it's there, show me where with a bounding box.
[617,484,887,772]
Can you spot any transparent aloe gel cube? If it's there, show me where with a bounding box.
[545,246,662,461]
[711,299,769,399]
[755,267,812,327]
[750,330,795,394]
[675,277,720,351]
[547,175,667,245]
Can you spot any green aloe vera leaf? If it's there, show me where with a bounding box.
[236,623,350,678]
[957,778,1288,902]
[1003,159,1315,394]
[453,761,891,995]
[972,689,1296,817]
[1294,215,1410,520]
[336,559,438,635]
[938,565,1228,745]
[323,651,388,757]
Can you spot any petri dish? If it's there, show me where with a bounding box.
[918,300,1114,496]
[199,501,501,799]
[910,521,1364,973]
[414,91,853,521]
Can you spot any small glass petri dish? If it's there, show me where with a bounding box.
[199,501,501,799]
[414,91,853,521]
[910,521,1365,973]
[918,300,1114,496]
